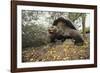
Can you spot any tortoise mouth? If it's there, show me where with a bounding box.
[49,31,54,34]
[49,30,56,34]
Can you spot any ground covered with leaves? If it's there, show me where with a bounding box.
[22,40,90,62]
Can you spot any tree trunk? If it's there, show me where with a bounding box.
[82,15,86,39]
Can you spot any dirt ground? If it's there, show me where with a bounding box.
[22,40,90,62]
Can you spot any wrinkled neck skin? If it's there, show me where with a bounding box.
[57,25,72,36]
